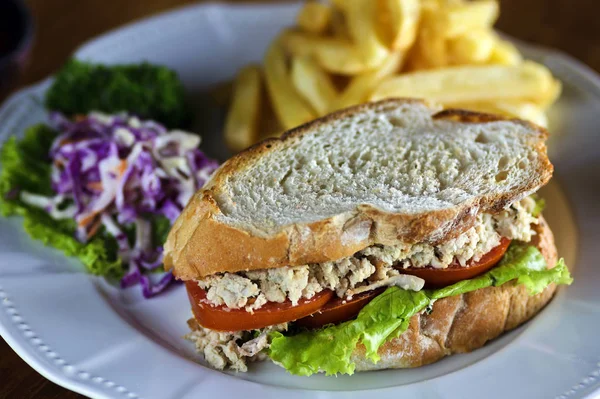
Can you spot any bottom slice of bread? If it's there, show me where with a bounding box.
[351,215,558,371]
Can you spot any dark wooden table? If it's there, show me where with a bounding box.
[1,0,599,398]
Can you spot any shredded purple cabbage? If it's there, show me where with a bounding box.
[22,111,219,298]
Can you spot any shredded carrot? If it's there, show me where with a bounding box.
[118,160,128,176]
[77,213,96,228]
[86,217,102,239]
[77,161,128,228]
[86,181,103,191]
[58,138,77,147]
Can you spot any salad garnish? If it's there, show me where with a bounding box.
[7,112,218,297]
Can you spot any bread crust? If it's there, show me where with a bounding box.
[351,216,558,370]
[164,99,553,279]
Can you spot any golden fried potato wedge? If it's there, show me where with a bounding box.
[448,29,496,64]
[281,30,377,75]
[339,0,389,69]
[488,39,523,66]
[371,61,555,105]
[376,0,421,51]
[452,100,548,127]
[433,0,499,37]
[331,52,404,111]
[264,41,316,129]
[291,56,338,116]
[297,2,332,34]
[224,66,262,152]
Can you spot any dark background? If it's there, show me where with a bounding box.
[1,0,599,398]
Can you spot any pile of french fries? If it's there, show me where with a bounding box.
[224,0,561,152]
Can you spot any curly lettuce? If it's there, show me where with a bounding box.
[531,194,546,217]
[269,243,572,376]
[45,60,191,128]
[269,289,430,376]
[0,124,122,277]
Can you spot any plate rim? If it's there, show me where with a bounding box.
[0,281,141,399]
[1,3,600,399]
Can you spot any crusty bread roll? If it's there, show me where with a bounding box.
[352,216,557,370]
[164,99,552,279]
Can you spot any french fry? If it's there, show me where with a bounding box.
[452,101,548,127]
[488,39,523,66]
[448,29,496,65]
[537,79,562,109]
[428,0,499,38]
[224,0,563,149]
[329,10,349,39]
[421,0,441,9]
[339,0,389,69]
[377,0,421,51]
[404,41,432,71]
[413,5,449,68]
[281,30,377,75]
[371,61,555,105]
[492,101,548,127]
[417,29,448,68]
[224,66,262,152]
[279,30,314,58]
[447,0,499,37]
[258,92,285,141]
[331,52,404,111]
[264,41,316,130]
[291,56,338,116]
[423,0,466,7]
[444,0,467,6]
[297,2,332,35]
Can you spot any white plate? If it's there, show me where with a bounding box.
[1,3,599,399]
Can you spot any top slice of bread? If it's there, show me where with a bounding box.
[164,99,553,279]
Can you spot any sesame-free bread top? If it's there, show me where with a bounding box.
[164,99,553,279]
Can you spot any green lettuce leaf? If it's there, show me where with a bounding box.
[152,216,172,247]
[489,245,572,295]
[22,210,122,278]
[428,274,493,299]
[0,125,55,216]
[360,289,430,362]
[0,124,122,277]
[430,243,572,298]
[269,289,430,376]
[269,242,573,376]
[531,194,546,217]
[45,60,191,128]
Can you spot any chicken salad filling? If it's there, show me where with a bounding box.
[196,198,538,312]
[185,319,288,372]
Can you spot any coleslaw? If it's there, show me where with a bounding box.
[18,112,218,297]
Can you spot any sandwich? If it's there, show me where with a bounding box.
[164,99,572,376]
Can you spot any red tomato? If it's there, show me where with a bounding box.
[185,282,333,331]
[295,288,385,329]
[186,238,511,331]
[398,237,511,287]
[297,238,511,329]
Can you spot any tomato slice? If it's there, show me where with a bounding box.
[187,238,511,331]
[185,282,334,331]
[296,238,511,329]
[398,237,511,287]
[295,288,385,329]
